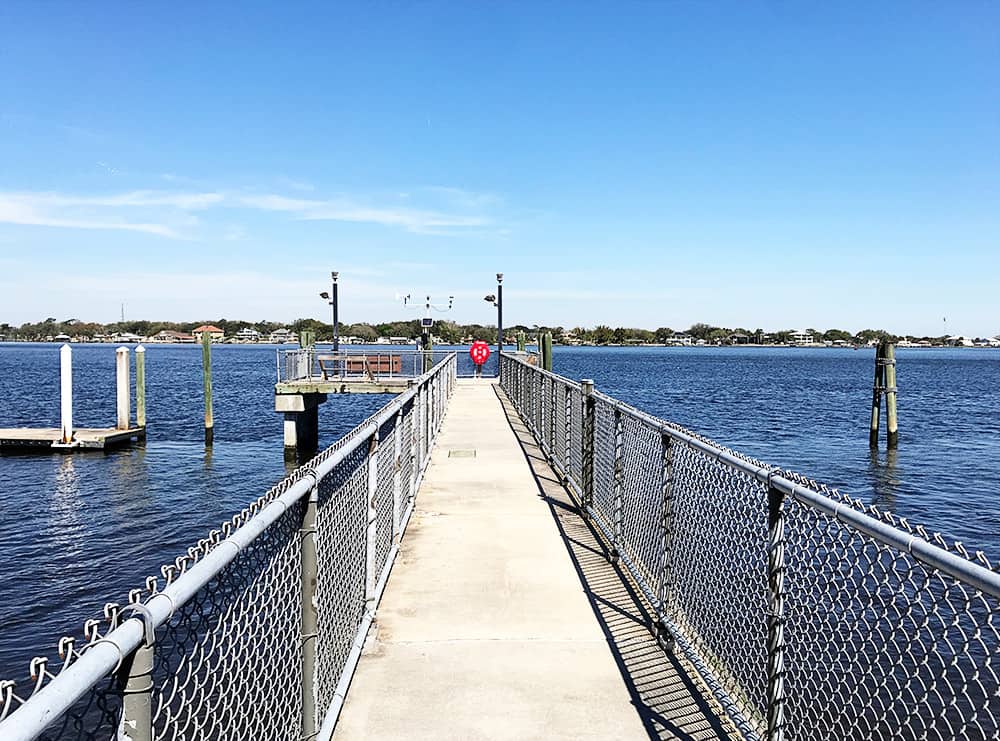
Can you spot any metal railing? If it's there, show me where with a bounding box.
[500,354,1000,741]
[0,353,457,741]
[277,348,456,383]
[278,347,506,383]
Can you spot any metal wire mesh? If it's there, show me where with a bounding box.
[499,353,1000,741]
[1,355,457,741]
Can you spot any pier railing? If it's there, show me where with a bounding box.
[500,353,1000,741]
[277,347,466,383]
[0,353,457,741]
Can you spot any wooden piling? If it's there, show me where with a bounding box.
[135,345,146,429]
[517,331,526,352]
[869,342,884,448]
[60,344,73,444]
[202,332,214,445]
[542,332,553,371]
[116,347,131,431]
[884,342,898,449]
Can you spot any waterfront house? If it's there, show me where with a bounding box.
[790,330,814,346]
[269,328,298,344]
[668,334,693,346]
[151,329,195,343]
[233,327,261,343]
[192,325,225,343]
[111,332,144,343]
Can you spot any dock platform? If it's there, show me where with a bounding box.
[333,379,734,740]
[0,427,145,451]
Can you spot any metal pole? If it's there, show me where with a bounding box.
[392,409,403,541]
[116,346,131,431]
[611,406,623,564]
[767,482,787,741]
[657,432,674,651]
[135,345,146,429]
[581,380,595,511]
[201,332,214,446]
[300,482,319,738]
[332,271,339,353]
[365,430,379,609]
[496,272,503,377]
[60,343,73,444]
[117,640,153,741]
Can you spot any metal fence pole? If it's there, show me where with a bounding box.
[117,640,153,741]
[409,399,418,501]
[563,383,571,480]
[767,481,787,741]
[581,380,595,511]
[657,432,675,651]
[365,430,380,608]
[392,410,402,540]
[611,406,624,563]
[300,481,319,738]
[549,376,556,460]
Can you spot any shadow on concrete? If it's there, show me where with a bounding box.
[494,386,737,741]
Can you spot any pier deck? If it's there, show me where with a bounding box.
[0,427,144,451]
[334,379,733,740]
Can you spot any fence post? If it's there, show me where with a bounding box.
[581,380,595,511]
[392,409,403,541]
[611,406,624,563]
[365,429,380,609]
[767,481,787,741]
[117,618,154,741]
[563,384,571,481]
[409,398,418,501]
[549,376,556,461]
[657,432,675,651]
[300,481,319,738]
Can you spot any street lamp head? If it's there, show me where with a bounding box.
[319,291,330,300]
[331,271,339,281]
[484,294,496,303]
[496,273,503,283]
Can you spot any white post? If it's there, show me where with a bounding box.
[116,346,131,430]
[60,344,73,444]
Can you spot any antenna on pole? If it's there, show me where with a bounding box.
[403,293,454,371]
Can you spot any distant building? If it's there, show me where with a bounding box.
[151,329,195,343]
[192,325,225,343]
[668,334,693,346]
[790,330,814,346]
[112,332,144,343]
[232,327,261,343]
[269,328,297,344]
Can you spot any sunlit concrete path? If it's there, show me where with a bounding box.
[333,378,733,740]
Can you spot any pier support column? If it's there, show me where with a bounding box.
[276,393,327,461]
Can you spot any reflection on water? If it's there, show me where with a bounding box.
[867,447,900,512]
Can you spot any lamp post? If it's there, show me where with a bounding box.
[319,271,339,351]
[496,273,503,359]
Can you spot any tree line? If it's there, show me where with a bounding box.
[0,317,962,345]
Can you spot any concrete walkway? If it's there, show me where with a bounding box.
[333,379,731,740]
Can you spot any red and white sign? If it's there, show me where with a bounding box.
[469,341,491,366]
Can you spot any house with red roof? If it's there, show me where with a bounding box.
[192,325,225,343]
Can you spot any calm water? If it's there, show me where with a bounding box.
[1,342,998,680]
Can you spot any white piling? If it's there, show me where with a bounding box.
[60,344,73,444]
[116,346,131,431]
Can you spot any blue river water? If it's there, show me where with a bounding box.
[0,342,998,681]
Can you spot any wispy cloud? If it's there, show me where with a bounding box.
[0,194,179,237]
[0,184,500,238]
[238,193,490,233]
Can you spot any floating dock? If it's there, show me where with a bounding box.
[0,427,145,452]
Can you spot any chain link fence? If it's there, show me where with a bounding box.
[500,354,1000,741]
[0,354,456,741]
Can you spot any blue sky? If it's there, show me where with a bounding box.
[1,2,997,335]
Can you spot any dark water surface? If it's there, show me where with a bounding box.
[1,342,998,680]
